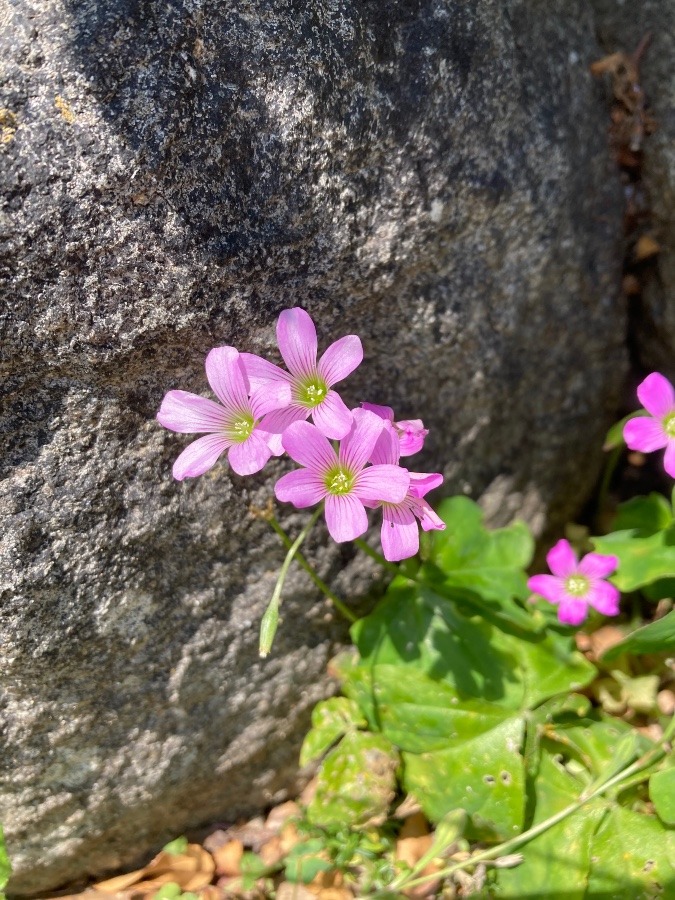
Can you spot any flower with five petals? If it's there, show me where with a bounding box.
[157,346,291,479]
[274,411,409,543]
[623,372,675,478]
[241,307,363,440]
[527,539,620,625]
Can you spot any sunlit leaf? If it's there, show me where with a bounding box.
[592,526,675,592]
[586,805,675,896]
[307,732,399,830]
[0,825,10,895]
[600,610,675,661]
[650,767,675,826]
[300,698,366,766]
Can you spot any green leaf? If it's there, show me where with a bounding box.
[592,525,675,591]
[600,610,675,661]
[586,805,675,896]
[603,410,649,451]
[284,839,333,883]
[425,497,536,631]
[153,885,182,900]
[161,837,188,856]
[491,753,606,898]
[307,731,399,830]
[339,582,594,833]
[613,493,673,535]
[0,827,10,895]
[300,697,366,767]
[650,767,675,826]
[404,715,526,839]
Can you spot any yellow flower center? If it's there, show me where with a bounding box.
[228,414,254,443]
[325,466,353,495]
[297,376,328,408]
[663,412,675,438]
[565,575,589,597]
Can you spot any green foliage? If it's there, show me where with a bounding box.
[601,611,675,661]
[152,884,198,900]
[592,493,675,599]
[650,766,675,826]
[300,497,674,898]
[300,697,366,766]
[0,825,9,898]
[307,731,399,830]
[161,836,189,856]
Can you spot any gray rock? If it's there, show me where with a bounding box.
[592,0,675,378]
[1,0,623,893]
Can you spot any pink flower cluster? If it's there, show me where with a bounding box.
[157,308,445,561]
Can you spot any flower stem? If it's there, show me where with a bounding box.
[259,506,323,657]
[353,538,399,574]
[267,516,357,623]
[393,713,675,893]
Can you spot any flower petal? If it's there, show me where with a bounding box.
[312,390,354,440]
[624,416,668,452]
[157,390,229,434]
[665,440,675,478]
[409,472,444,498]
[171,434,231,480]
[282,420,337,473]
[587,580,621,617]
[261,430,284,456]
[355,464,410,504]
[637,372,675,418]
[397,419,429,456]
[205,347,250,412]
[557,596,589,626]
[250,380,292,419]
[546,539,578,577]
[381,504,419,561]
[240,352,291,390]
[368,425,400,466]
[318,334,363,386]
[411,496,446,532]
[325,493,368,542]
[277,308,318,378]
[528,574,566,605]
[578,552,618,579]
[228,431,273,475]
[275,469,327,507]
[340,409,385,473]
[259,404,309,435]
[361,402,394,422]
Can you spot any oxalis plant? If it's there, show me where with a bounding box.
[155,313,675,898]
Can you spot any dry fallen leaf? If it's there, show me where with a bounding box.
[395,814,441,899]
[212,840,244,877]
[93,845,215,895]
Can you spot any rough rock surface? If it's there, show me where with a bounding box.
[1,0,623,893]
[592,0,675,379]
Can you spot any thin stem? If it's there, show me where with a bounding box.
[354,538,399,574]
[396,715,674,893]
[267,516,357,623]
[259,506,323,657]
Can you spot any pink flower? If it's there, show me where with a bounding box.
[361,402,429,456]
[274,411,410,543]
[528,539,620,626]
[364,415,445,561]
[157,346,291,479]
[241,308,363,441]
[623,372,675,478]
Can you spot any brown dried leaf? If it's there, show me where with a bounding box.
[213,840,244,877]
[94,845,215,895]
[275,882,316,900]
